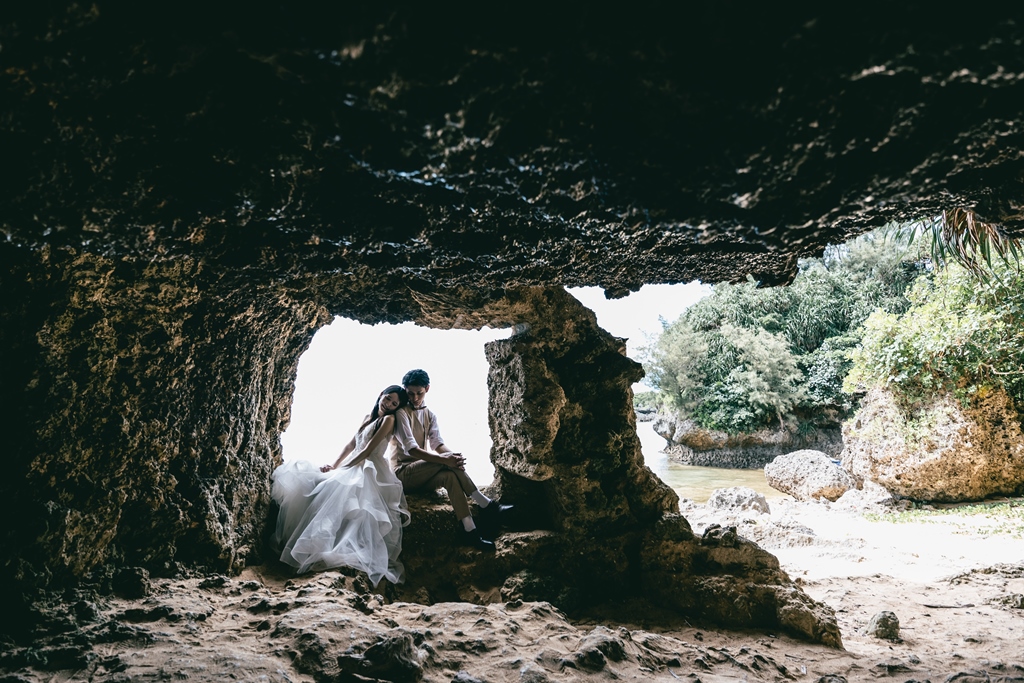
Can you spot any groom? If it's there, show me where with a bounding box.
[388,368,511,551]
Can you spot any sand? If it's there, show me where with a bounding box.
[672,495,1024,681]
[5,497,1022,682]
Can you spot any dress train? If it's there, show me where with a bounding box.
[270,420,409,585]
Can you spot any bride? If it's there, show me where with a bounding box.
[270,385,411,585]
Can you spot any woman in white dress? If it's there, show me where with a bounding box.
[270,385,411,585]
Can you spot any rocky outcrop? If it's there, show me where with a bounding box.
[405,288,839,643]
[765,450,855,502]
[4,1,1024,650]
[706,487,772,515]
[842,388,1024,502]
[640,517,841,647]
[655,416,843,469]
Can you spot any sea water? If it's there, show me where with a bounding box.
[637,421,786,503]
[468,419,783,503]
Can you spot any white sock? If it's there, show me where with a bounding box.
[471,490,492,507]
[461,516,477,532]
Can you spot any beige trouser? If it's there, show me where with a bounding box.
[396,461,476,520]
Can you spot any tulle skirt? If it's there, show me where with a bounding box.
[270,458,409,586]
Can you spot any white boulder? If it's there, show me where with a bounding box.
[764,449,855,502]
[705,486,771,514]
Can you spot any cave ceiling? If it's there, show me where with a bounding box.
[5,3,1024,615]
[3,3,1024,298]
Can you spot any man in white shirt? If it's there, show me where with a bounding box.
[388,368,512,550]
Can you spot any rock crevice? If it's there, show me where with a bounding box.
[5,1,1024,648]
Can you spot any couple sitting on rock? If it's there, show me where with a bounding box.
[270,369,513,586]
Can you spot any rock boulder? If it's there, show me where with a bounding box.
[842,388,1024,502]
[864,611,900,641]
[765,450,855,502]
[706,486,771,514]
[833,480,899,513]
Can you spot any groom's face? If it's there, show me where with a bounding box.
[406,384,429,408]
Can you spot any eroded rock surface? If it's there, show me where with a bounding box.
[842,388,1024,502]
[707,486,772,515]
[0,571,832,683]
[404,288,840,645]
[3,1,1024,652]
[765,450,855,502]
[655,416,843,469]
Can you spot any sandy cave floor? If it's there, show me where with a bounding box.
[669,495,1024,682]
[8,498,1024,683]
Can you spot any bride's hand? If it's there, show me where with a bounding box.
[320,464,335,473]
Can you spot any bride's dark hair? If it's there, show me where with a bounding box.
[359,385,409,432]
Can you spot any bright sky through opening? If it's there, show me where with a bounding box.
[281,282,710,486]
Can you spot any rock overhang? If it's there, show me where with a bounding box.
[1,3,1021,648]
[4,3,1024,294]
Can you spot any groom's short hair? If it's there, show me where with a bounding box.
[402,369,430,387]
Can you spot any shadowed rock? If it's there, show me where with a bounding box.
[402,287,841,644]
[3,0,1022,651]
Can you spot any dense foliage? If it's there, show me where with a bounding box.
[642,234,923,433]
[845,262,1024,409]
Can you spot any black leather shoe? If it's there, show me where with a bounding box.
[463,529,496,552]
[480,502,514,519]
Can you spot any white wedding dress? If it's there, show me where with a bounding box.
[270,419,410,585]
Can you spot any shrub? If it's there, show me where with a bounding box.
[642,231,922,433]
[845,262,1024,409]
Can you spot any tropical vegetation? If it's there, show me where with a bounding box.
[641,232,925,433]
[641,212,1024,435]
[845,261,1024,410]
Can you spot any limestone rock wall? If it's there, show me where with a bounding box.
[654,415,843,469]
[410,286,680,539]
[0,272,841,645]
[411,287,841,644]
[0,245,330,586]
[5,2,1023,645]
[483,289,678,534]
[842,387,1024,502]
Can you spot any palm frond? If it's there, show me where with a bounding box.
[884,209,1021,280]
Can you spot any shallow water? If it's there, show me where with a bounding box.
[637,421,786,503]
[470,420,784,503]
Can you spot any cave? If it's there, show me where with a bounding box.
[3,2,1024,677]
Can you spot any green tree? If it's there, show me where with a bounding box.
[642,230,923,433]
[644,320,715,413]
[718,324,806,430]
[845,262,1024,408]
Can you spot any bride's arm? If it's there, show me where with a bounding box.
[340,415,395,469]
[321,435,357,472]
[321,418,367,472]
